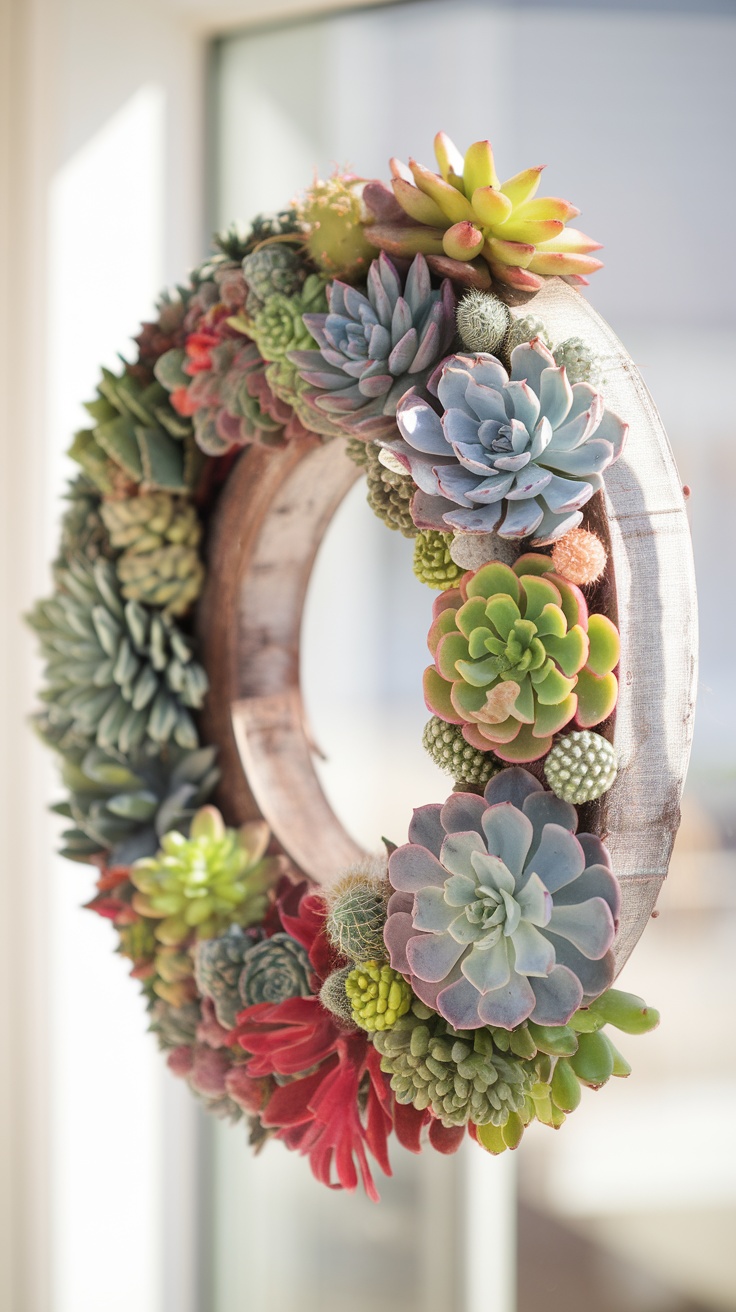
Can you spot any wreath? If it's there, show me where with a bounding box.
[30,132,694,1200]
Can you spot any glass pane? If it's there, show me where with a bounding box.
[212,4,736,1309]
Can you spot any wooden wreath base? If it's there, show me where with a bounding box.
[197,279,698,976]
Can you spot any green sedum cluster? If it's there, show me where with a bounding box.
[345,962,412,1032]
[412,530,466,590]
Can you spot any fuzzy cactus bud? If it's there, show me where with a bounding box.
[552,528,608,586]
[413,530,466,590]
[324,860,389,963]
[544,730,617,804]
[505,315,551,356]
[345,961,412,1032]
[299,174,375,282]
[318,966,357,1028]
[456,289,511,355]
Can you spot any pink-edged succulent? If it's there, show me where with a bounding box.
[424,553,619,763]
[379,341,627,545]
[384,767,619,1030]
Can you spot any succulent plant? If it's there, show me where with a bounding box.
[29,557,208,756]
[422,715,500,789]
[245,273,328,363]
[382,340,627,544]
[288,253,456,442]
[127,296,188,388]
[413,529,465,590]
[298,173,376,282]
[319,966,358,1027]
[117,917,158,971]
[374,998,535,1126]
[263,357,345,440]
[241,244,307,307]
[346,438,418,536]
[148,996,201,1050]
[115,544,204,619]
[505,315,551,356]
[456,290,511,355]
[345,961,412,1032]
[131,806,279,945]
[384,767,620,1029]
[150,945,198,1008]
[101,491,200,555]
[54,743,220,865]
[424,554,620,762]
[544,730,617,804]
[364,133,603,292]
[551,528,607,586]
[239,933,313,1007]
[325,862,390,963]
[68,363,201,497]
[213,208,301,262]
[195,926,262,1029]
[553,336,603,387]
[54,476,113,572]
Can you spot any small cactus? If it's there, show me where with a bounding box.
[298,173,375,282]
[324,860,389,963]
[318,966,357,1028]
[552,529,608,586]
[456,289,511,355]
[544,730,617,804]
[422,716,500,788]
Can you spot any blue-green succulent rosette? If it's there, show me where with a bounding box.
[384,768,619,1030]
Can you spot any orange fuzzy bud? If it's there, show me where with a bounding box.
[552,529,607,586]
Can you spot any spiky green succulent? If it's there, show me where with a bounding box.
[52,744,219,865]
[54,476,113,572]
[413,530,465,590]
[345,962,412,1032]
[213,209,301,262]
[239,933,313,1007]
[241,244,307,306]
[325,864,389,963]
[243,274,328,363]
[544,730,617,803]
[422,715,500,788]
[29,557,208,756]
[131,806,279,945]
[456,289,511,355]
[373,999,535,1127]
[68,364,202,496]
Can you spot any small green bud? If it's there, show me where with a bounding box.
[345,961,412,1032]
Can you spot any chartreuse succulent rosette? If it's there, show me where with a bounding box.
[29,129,663,1200]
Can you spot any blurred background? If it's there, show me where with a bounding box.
[2,1,735,1310]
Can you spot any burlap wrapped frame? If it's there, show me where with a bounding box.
[198,279,698,976]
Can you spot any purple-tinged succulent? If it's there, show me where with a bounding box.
[380,339,627,545]
[288,253,456,441]
[384,768,619,1031]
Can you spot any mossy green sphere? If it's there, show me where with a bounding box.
[345,962,412,1032]
[544,730,617,804]
[422,716,500,788]
[413,530,466,590]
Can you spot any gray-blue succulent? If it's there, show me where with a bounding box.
[381,340,627,544]
[288,253,456,441]
[385,767,620,1030]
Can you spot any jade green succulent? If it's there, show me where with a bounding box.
[544,730,617,803]
[29,557,208,756]
[385,767,620,1030]
[131,806,279,945]
[422,715,500,789]
[424,554,620,762]
[413,529,465,590]
[53,744,220,865]
[345,962,412,1032]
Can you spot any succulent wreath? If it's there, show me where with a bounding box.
[30,132,692,1200]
